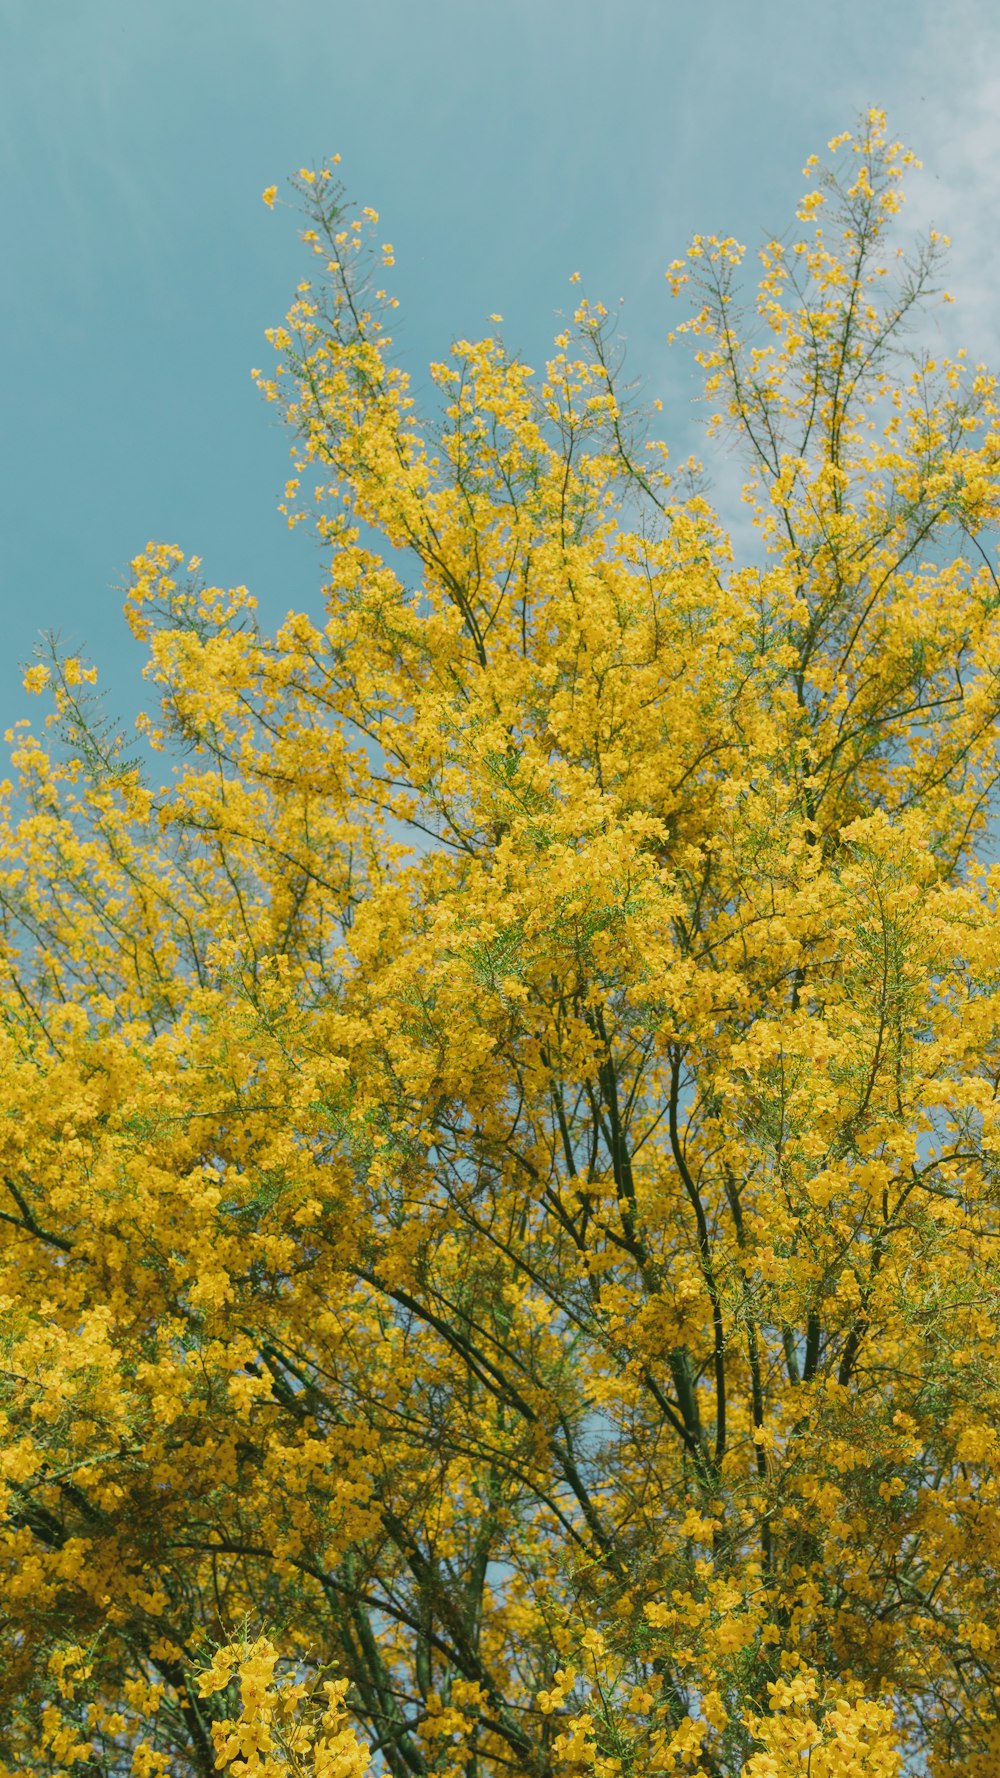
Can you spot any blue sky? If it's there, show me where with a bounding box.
[3,0,999,738]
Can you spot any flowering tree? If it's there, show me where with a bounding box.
[1,112,1000,1776]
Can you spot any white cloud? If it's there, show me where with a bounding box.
[890,0,1000,366]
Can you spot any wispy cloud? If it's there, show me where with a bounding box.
[892,0,1000,366]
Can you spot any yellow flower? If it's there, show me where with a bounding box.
[1,119,995,1778]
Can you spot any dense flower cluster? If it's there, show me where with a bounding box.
[1,112,1000,1775]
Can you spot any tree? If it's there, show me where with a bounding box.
[1,109,1000,1777]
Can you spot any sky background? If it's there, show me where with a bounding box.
[3,0,1000,743]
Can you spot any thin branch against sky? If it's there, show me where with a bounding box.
[2,0,997,732]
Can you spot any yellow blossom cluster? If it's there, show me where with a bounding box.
[1,111,1000,1776]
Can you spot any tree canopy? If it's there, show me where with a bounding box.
[3,112,1000,1778]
